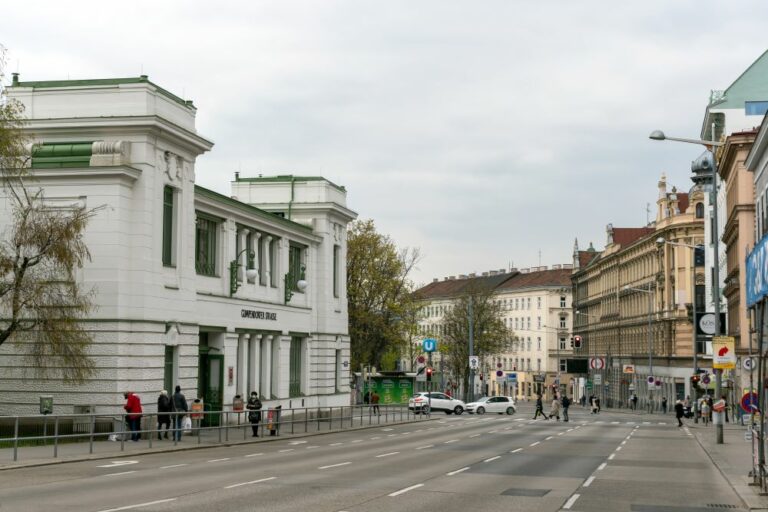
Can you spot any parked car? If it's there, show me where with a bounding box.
[465,396,517,415]
[408,392,466,415]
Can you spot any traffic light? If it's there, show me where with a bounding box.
[573,335,582,349]
[694,245,705,267]
[426,367,433,382]
[690,374,701,389]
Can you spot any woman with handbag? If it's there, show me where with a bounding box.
[246,391,263,437]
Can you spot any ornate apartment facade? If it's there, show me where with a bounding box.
[572,174,706,408]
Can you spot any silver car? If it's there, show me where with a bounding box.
[465,396,517,415]
[408,392,466,415]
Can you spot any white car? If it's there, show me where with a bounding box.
[465,396,517,415]
[408,392,466,415]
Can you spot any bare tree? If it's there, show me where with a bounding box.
[0,62,100,383]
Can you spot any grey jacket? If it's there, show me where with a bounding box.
[172,392,188,413]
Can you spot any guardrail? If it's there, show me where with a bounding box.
[0,405,429,462]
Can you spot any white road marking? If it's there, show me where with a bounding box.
[511,448,523,453]
[329,443,343,446]
[470,434,481,438]
[306,446,319,450]
[279,449,294,453]
[615,446,622,451]
[103,471,137,477]
[290,441,307,445]
[530,441,540,446]
[389,483,424,496]
[567,428,574,432]
[546,436,553,440]
[488,430,498,434]
[403,432,411,435]
[97,498,177,512]
[351,439,363,443]
[484,456,501,463]
[608,454,616,460]
[208,458,230,462]
[244,453,263,458]
[444,439,458,444]
[584,476,595,487]
[376,451,400,458]
[225,476,276,489]
[558,432,565,436]
[371,436,381,440]
[98,460,139,468]
[611,421,620,424]
[319,462,352,470]
[160,463,188,469]
[447,467,470,476]
[598,462,607,470]
[563,494,580,509]
[382,428,394,431]
[643,421,651,425]
[388,434,397,437]
[621,441,627,445]
[416,445,433,450]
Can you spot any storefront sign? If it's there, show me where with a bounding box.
[746,233,768,306]
[713,336,736,369]
[241,309,277,321]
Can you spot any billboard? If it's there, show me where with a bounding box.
[746,234,768,307]
[363,377,414,404]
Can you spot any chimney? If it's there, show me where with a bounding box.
[510,267,518,272]
[499,269,506,274]
[449,276,456,280]
[562,264,573,269]
[539,265,548,271]
[489,270,497,276]
[469,273,477,278]
[432,278,438,283]
[521,268,530,274]
[459,274,468,279]
[552,264,561,270]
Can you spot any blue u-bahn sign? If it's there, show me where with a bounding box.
[422,338,437,353]
[746,234,768,307]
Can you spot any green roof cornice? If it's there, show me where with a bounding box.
[234,174,346,192]
[194,185,314,233]
[10,75,196,110]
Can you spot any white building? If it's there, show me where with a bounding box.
[1,75,356,417]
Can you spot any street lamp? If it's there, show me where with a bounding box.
[650,129,725,444]
[284,265,308,304]
[229,249,259,296]
[624,284,654,413]
[657,237,703,422]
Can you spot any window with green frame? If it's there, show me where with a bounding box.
[195,213,218,276]
[163,345,175,393]
[289,337,303,397]
[162,186,175,266]
[288,244,304,291]
[333,244,340,298]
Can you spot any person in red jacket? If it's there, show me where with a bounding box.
[123,392,143,442]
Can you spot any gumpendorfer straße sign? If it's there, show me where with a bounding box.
[241,308,277,321]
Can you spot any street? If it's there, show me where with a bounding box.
[0,405,746,512]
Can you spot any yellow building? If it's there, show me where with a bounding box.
[572,174,705,409]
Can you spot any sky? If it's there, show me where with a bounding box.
[2,1,767,286]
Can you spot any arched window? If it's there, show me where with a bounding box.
[695,202,704,219]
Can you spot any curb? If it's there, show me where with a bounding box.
[0,416,438,471]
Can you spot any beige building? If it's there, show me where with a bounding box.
[572,174,706,408]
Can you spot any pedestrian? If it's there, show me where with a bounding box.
[246,391,263,437]
[371,391,381,415]
[550,396,561,421]
[631,393,638,411]
[675,399,684,427]
[123,392,143,442]
[562,395,571,422]
[171,385,188,441]
[363,390,370,405]
[590,395,598,414]
[661,397,668,414]
[595,396,601,413]
[580,394,587,407]
[700,397,711,425]
[533,394,548,419]
[156,390,172,439]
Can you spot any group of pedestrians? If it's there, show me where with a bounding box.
[122,385,189,442]
[533,393,571,421]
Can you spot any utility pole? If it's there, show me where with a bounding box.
[468,296,475,403]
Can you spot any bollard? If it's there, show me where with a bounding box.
[225,411,229,443]
[120,416,125,452]
[89,414,95,454]
[13,416,19,462]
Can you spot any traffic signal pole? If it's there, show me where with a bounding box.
[468,296,474,403]
[427,351,432,415]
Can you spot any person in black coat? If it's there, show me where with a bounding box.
[246,391,263,437]
[157,390,172,439]
[675,399,685,427]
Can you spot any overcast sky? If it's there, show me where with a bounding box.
[3,2,767,285]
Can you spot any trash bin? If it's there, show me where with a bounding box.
[268,405,282,436]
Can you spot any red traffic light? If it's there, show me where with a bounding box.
[573,335,582,349]
[426,367,433,381]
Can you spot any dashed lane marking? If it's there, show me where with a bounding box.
[389,483,424,496]
[376,452,400,458]
[583,476,595,487]
[530,441,540,447]
[279,449,294,453]
[97,498,177,512]
[563,494,580,509]
[511,448,523,453]
[160,463,188,469]
[208,458,230,463]
[608,454,616,460]
[470,434,481,438]
[444,439,458,444]
[484,456,501,463]
[319,462,352,470]
[244,453,263,458]
[447,467,470,476]
[546,436,554,440]
[103,471,137,477]
[329,443,343,446]
[416,445,433,450]
[225,476,276,489]
[598,462,607,471]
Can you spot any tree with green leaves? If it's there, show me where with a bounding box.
[438,285,512,401]
[0,47,100,383]
[347,219,420,372]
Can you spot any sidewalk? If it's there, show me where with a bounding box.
[0,407,431,470]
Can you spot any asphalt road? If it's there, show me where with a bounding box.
[0,406,747,512]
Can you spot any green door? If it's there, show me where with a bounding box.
[199,353,224,427]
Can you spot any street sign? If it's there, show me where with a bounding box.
[702,374,711,385]
[713,337,736,369]
[417,355,426,364]
[589,357,605,370]
[594,374,602,385]
[746,232,768,306]
[647,376,655,385]
[469,356,479,370]
[422,338,437,353]
[655,380,661,388]
[533,374,545,383]
[507,372,517,383]
[623,364,635,374]
[743,357,755,372]
[586,380,593,389]
[628,383,635,391]
[741,392,759,413]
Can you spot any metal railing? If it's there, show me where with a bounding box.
[0,404,430,462]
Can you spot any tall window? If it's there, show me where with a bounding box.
[335,349,342,392]
[695,202,704,219]
[559,337,567,350]
[269,239,279,287]
[527,298,531,309]
[560,296,567,308]
[537,297,541,309]
[289,337,303,397]
[559,359,567,372]
[536,337,541,350]
[537,358,541,371]
[163,345,175,393]
[537,316,541,329]
[162,186,175,266]
[288,244,304,292]
[559,316,567,329]
[333,245,340,298]
[195,213,218,276]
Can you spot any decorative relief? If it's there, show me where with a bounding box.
[90,140,131,166]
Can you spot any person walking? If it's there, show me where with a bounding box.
[550,396,561,421]
[533,394,548,419]
[700,396,711,425]
[123,392,143,442]
[371,391,381,415]
[580,394,586,408]
[590,395,598,414]
[171,385,188,441]
[661,397,668,415]
[246,391,263,437]
[675,399,685,427]
[631,393,638,411]
[157,390,172,439]
[562,395,571,422]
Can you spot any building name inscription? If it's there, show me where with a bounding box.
[241,309,277,321]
